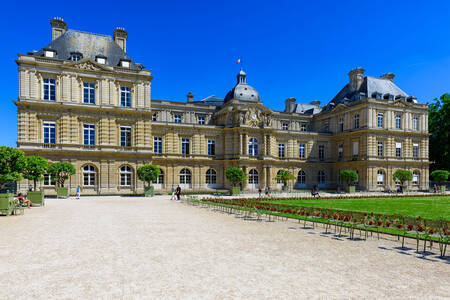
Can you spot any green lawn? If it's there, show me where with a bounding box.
[270,196,450,220]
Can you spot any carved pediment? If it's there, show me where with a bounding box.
[74,61,101,71]
[65,58,110,72]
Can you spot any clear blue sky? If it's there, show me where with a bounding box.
[1,0,449,147]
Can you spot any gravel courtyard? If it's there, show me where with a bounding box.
[0,196,449,299]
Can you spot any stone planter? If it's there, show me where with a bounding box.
[231,187,241,196]
[282,185,289,191]
[57,187,69,198]
[0,193,14,216]
[28,190,45,206]
[346,185,356,193]
[144,186,154,197]
[441,185,446,193]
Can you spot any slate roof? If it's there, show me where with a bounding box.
[293,103,322,115]
[31,29,142,69]
[193,95,224,106]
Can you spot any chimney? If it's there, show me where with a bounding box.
[285,97,296,112]
[113,27,128,52]
[380,72,395,82]
[187,92,194,103]
[348,67,365,92]
[50,17,67,41]
[310,100,321,107]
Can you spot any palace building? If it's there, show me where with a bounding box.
[15,18,430,195]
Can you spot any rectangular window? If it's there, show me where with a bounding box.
[395,114,402,129]
[43,78,56,101]
[152,113,157,121]
[154,137,162,154]
[207,139,215,155]
[413,143,419,158]
[354,114,359,129]
[282,123,289,130]
[301,123,307,132]
[120,126,132,147]
[338,118,344,132]
[377,113,384,128]
[299,144,305,158]
[198,116,205,125]
[43,122,56,144]
[377,172,384,185]
[413,116,419,131]
[396,142,402,157]
[181,138,190,154]
[353,141,359,156]
[278,143,285,158]
[83,83,95,104]
[319,145,325,159]
[174,114,182,123]
[338,144,343,159]
[83,124,95,146]
[323,122,329,133]
[120,87,132,107]
[43,173,55,186]
[378,142,384,157]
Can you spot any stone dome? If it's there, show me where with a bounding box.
[224,69,260,103]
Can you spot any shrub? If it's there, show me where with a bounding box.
[137,165,160,187]
[0,147,26,190]
[22,156,48,191]
[339,170,358,186]
[48,162,76,188]
[430,170,450,184]
[393,170,413,188]
[225,167,246,187]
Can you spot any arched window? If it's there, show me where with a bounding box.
[248,138,258,156]
[318,171,326,184]
[276,170,283,183]
[206,169,217,184]
[179,168,192,184]
[297,170,306,184]
[157,169,164,184]
[377,170,384,185]
[83,165,96,186]
[249,169,259,184]
[413,170,419,184]
[120,165,132,186]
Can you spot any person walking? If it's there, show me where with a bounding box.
[258,186,262,198]
[170,185,176,200]
[175,185,181,201]
[75,185,80,199]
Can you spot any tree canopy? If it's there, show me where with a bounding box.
[0,146,26,189]
[429,93,450,171]
[225,167,246,187]
[137,165,160,186]
[48,162,76,187]
[430,170,450,184]
[339,170,358,186]
[275,170,295,186]
[22,156,48,191]
[393,170,413,187]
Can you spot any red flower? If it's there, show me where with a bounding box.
[417,225,424,232]
[396,224,403,229]
[377,220,383,226]
[385,221,391,227]
[368,220,374,225]
[407,224,414,230]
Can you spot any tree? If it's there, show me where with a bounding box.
[225,167,246,187]
[48,162,76,188]
[22,156,48,191]
[393,170,413,188]
[275,170,295,187]
[339,170,358,186]
[430,170,450,185]
[428,93,450,171]
[137,165,160,187]
[0,147,26,190]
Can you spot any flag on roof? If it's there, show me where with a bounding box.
[235,58,241,64]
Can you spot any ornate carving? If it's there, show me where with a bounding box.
[74,62,101,71]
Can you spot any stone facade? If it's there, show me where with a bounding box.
[15,19,430,195]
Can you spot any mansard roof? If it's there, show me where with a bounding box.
[31,29,142,70]
[193,95,224,106]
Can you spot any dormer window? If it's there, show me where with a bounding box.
[119,59,131,68]
[44,49,56,58]
[372,92,382,99]
[384,93,394,101]
[96,55,106,64]
[70,52,82,61]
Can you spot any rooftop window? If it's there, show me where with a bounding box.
[44,50,56,58]
[96,56,106,64]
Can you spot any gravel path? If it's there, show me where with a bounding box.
[0,196,448,299]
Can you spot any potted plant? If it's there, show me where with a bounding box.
[137,165,160,197]
[430,170,449,193]
[22,155,48,205]
[225,167,246,195]
[275,170,295,191]
[48,162,75,198]
[393,169,413,193]
[0,147,25,215]
[339,170,358,193]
